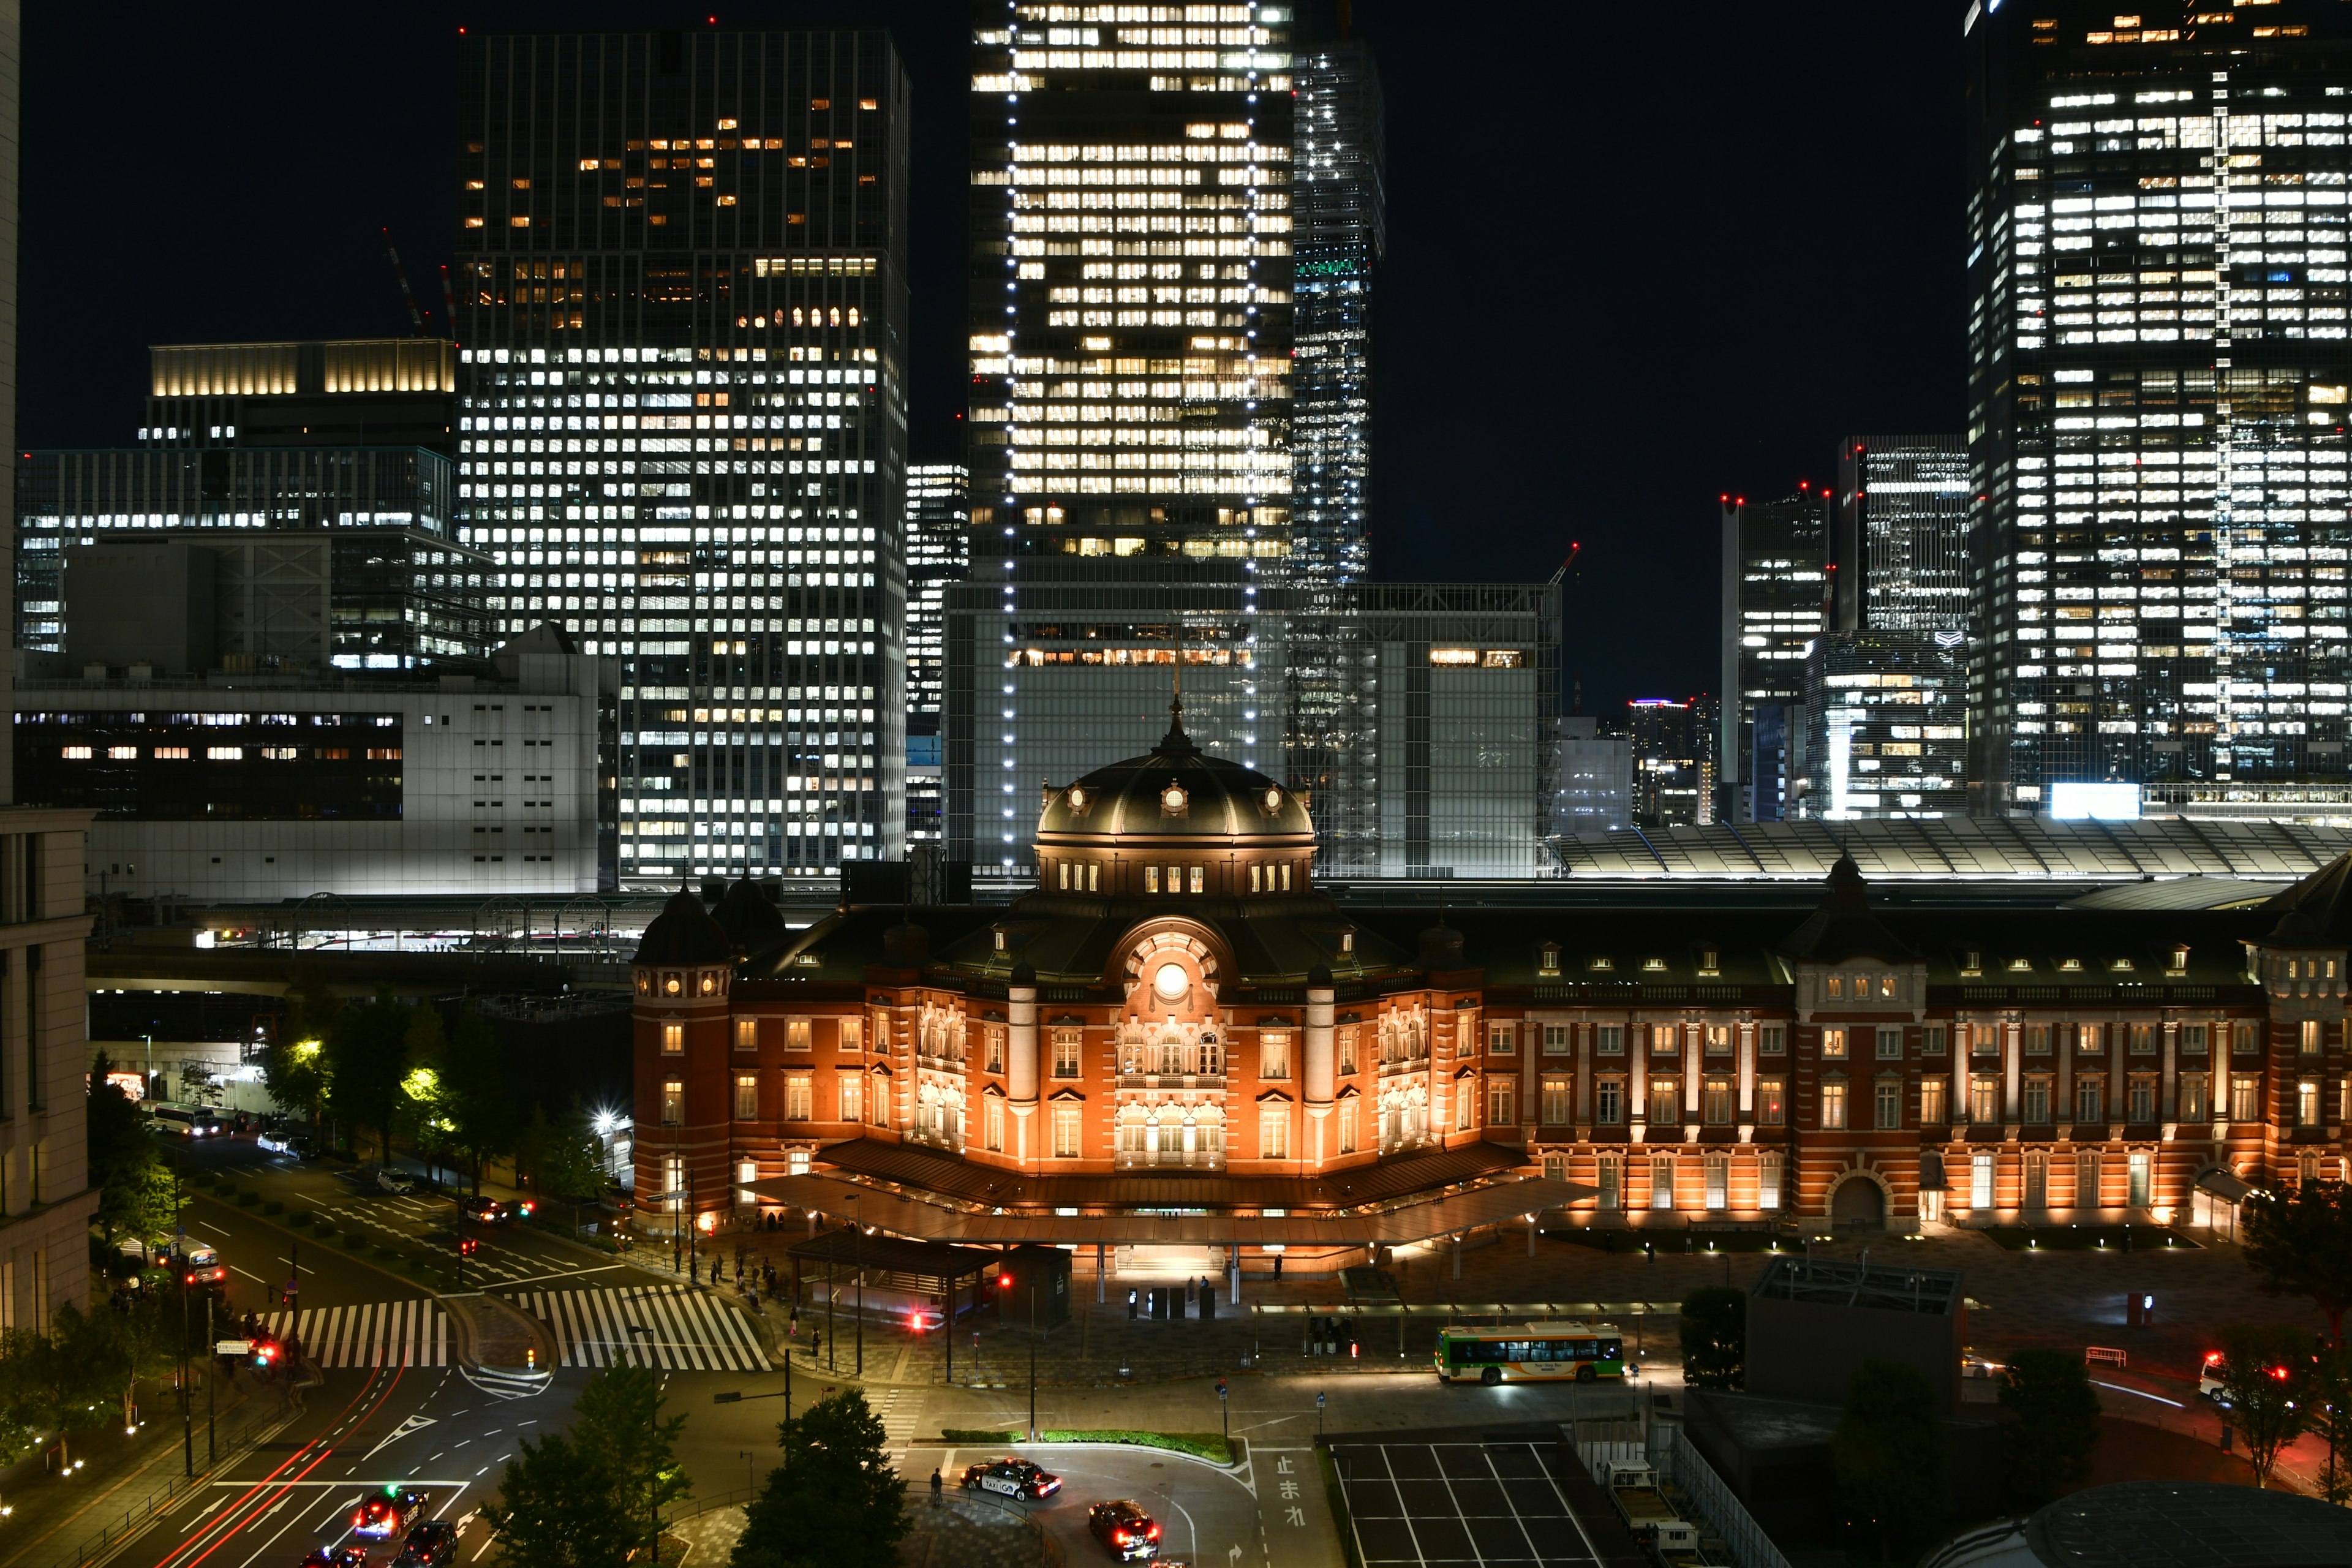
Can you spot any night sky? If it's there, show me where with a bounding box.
[21,2,1966,710]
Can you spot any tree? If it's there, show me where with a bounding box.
[519,1101,609,1235]
[2241,1179,2352,1347]
[2310,1346,2352,1505]
[324,992,412,1164]
[439,1009,520,1193]
[1997,1348,2101,1506]
[2215,1322,2312,1489]
[86,1054,178,1251]
[54,1297,181,1433]
[731,1389,908,1568]
[483,1363,689,1568]
[1679,1286,1746,1391]
[1830,1359,1948,1562]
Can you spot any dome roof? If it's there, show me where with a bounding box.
[1036,709,1313,843]
[712,876,787,954]
[632,888,732,965]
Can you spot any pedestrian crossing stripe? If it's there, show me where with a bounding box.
[260,1300,448,1369]
[503,1287,771,1373]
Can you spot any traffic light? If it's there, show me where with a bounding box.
[252,1338,279,1370]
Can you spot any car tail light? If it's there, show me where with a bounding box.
[1147,1523,1160,1539]
[2206,1351,2223,1364]
[1113,1531,1129,1546]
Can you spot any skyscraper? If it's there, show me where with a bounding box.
[956,4,1295,868]
[1836,434,1972,633]
[1291,37,1381,590]
[1967,2,2352,817]
[1718,491,1829,821]
[903,462,968,842]
[454,29,911,885]
[1283,34,1384,871]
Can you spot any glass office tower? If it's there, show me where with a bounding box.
[1967,1,2352,818]
[454,29,911,885]
[903,463,968,842]
[957,3,1295,869]
[1717,491,1829,821]
[1836,434,1973,632]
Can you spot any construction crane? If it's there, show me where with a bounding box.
[438,265,458,344]
[380,226,428,337]
[1547,540,1582,589]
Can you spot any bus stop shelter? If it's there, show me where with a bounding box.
[785,1228,1000,1382]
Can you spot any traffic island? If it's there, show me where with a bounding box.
[443,1291,554,1374]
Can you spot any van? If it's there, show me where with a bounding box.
[151,1104,225,1137]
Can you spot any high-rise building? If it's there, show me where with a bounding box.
[1549,714,1630,837]
[1629,696,1716,829]
[140,338,458,457]
[903,463,968,842]
[1967,2,2352,817]
[1283,35,1384,872]
[1291,37,1381,591]
[1836,434,1972,633]
[0,0,102,1329]
[454,28,911,887]
[1801,630,1972,820]
[1718,491,1829,821]
[957,5,1296,870]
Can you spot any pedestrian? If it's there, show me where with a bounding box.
[930,1468,943,1508]
[1274,1252,1284,1281]
[673,1242,682,1273]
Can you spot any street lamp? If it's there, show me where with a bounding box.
[627,1325,657,1567]
[1216,1378,1229,1456]
[851,1193,864,1378]
[1316,1389,1326,1442]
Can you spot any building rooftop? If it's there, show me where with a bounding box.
[1925,1481,2352,1568]
[1752,1255,1963,1317]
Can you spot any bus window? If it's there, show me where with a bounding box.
[1601,1339,1623,1362]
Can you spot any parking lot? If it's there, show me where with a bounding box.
[1329,1441,1642,1568]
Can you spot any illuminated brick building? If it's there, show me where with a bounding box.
[633,722,2352,1265]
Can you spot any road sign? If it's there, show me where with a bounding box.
[214,1340,252,1356]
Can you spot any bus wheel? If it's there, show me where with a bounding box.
[1480,1366,1502,1386]
[1576,1364,1597,1384]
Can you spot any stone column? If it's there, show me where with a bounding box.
[1008,963,1038,1162]
[1305,969,1336,1165]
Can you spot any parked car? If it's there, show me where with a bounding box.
[2200,1349,2230,1405]
[257,1129,298,1155]
[375,1168,417,1196]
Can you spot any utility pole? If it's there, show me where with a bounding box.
[852,1194,864,1377]
[206,1296,216,1464]
[1028,1283,1039,1443]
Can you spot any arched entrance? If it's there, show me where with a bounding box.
[1830,1175,1887,1231]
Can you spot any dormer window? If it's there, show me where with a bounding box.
[700,972,718,995]
[2170,946,2190,972]
[1538,943,1560,976]
[2110,957,2133,972]
[1263,787,1282,812]
[2060,958,2082,972]
[1642,957,1667,973]
[1827,974,1844,1000]
[664,973,682,996]
[1700,949,1719,973]
[993,930,1008,952]
[1962,951,1982,974]
[1341,931,1355,954]
[2009,957,2033,972]
[1589,956,1613,971]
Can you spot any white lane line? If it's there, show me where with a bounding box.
[200,1221,233,1235]
[2094,1379,2186,1408]
[233,1267,266,1283]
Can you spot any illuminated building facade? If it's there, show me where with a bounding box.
[1629,696,1717,830]
[904,464,969,843]
[635,725,2352,1250]
[1290,37,1380,591]
[1802,631,1972,820]
[1967,2,2352,818]
[1719,491,1826,822]
[138,338,458,458]
[453,29,911,887]
[1836,434,1972,633]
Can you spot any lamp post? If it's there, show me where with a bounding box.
[176,1175,192,1478]
[851,1193,864,1377]
[1316,1389,1325,1442]
[627,1325,657,1566]
[1217,1378,1229,1455]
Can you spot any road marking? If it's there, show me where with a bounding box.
[2094,1379,2186,1408]
[262,1300,448,1368]
[200,1221,232,1235]
[493,1263,627,1289]
[233,1267,266,1283]
[507,1286,771,1372]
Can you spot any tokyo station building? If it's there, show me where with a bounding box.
[631,715,2352,1267]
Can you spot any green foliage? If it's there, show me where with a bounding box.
[1679,1285,1746,1391]
[86,1054,179,1250]
[1998,1348,2101,1506]
[2215,1322,2312,1488]
[481,1429,641,1568]
[2310,1347,2352,1505]
[733,1388,907,1568]
[1830,1359,1948,1562]
[263,978,339,1128]
[262,1200,282,1216]
[2241,1179,2352,1346]
[517,1099,610,1234]
[439,1009,521,1190]
[284,1210,312,1228]
[484,1363,691,1568]
[236,1191,260,1208]
[324,990,415,1164]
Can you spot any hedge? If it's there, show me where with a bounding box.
[938,1428,1231,1464]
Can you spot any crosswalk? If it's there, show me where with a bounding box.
[259,1300,447,1368]
[502,1286,771,1373]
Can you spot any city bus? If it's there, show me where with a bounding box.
[1434,1321,1626,1385]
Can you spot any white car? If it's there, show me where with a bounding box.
[375,1168,417,1195]
[257,1130,295,1155]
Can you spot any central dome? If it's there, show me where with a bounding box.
[1037,710,1314,842]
